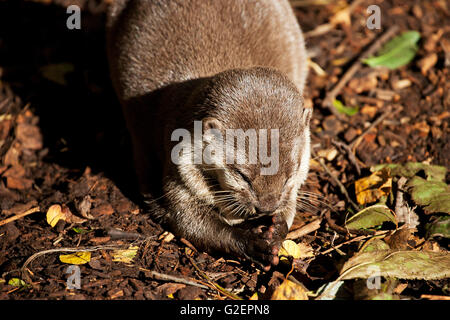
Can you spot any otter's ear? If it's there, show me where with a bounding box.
[202,117,223,131]
[301,108,312,126]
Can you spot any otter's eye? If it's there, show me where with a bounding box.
[236,169,252,187]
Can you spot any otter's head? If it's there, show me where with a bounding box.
[193,67,311,225]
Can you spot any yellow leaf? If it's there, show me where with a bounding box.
[249,292,258,300]
[46,204,65,227]
[46,204,86,228]
[330,7,351,27]
[279,240,314,261]
[112,246,138,263]
[355,169,392,205]
[271,279,308,300]
[59,251,91,265]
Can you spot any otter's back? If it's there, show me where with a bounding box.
[106,0,307,103]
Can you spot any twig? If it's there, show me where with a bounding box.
[20,245,129,272]
[303,0,364,38]
[349,105,399,152]
[180,237,198,253]
[322,25,399,117]
[138,267,209,290]
[319,230,389,256]
[331,139,362,175]
[286,219,322,240]
[313,150,359,211]
[186,250,243,300]
[0,207,40,227]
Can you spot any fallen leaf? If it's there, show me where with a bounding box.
[279,240,314,261]
[8,278,26,287]
[355,169,392,205]
[426,216,450,239]
[340,250,450,280]
[363,31,421,69]
[316,280,345,300]
[77,195,94,219]
[249,292,258,300]
[112,245,138,264]
[332,99,359,116]
[91,203,115,216]
[345,204,396,231]
[407,177,450,214]
[46,204,87,227]
[40,63,74,86]
[59,251,91,265]
[271,279,308,300]
[384,228,418,250]
[16,123,43,150]
[371,162,447,182]
[360,238,391,253]
[6,176,33,190]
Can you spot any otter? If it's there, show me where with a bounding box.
[106,0,311,270]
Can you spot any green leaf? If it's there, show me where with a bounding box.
[360,238,391,253]
[371,162,447,182]
[426,216,450,239]
[408,176,450,214]
[339,250,450,280]
[8,278,26,287]
[332,99,359,116]
[40,63,75,86]
[363,31,421,69]
[72,227,91,234]
[345,204,396,230]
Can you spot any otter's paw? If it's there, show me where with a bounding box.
[233,215,288,271]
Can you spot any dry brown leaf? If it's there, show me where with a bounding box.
[15,123,43,150]
[418,53,438,75]
[355,169,392,205]
[46,204,86,227]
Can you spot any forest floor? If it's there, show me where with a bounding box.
[0,0,449,300]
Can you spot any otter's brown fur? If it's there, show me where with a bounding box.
[106,0,311,269]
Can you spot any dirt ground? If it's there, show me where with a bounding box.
[0,0,449,300]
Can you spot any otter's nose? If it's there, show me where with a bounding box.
[255,194,280,215]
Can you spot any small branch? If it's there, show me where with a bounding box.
[0,207,40,227]
[313,150,359,211]
[322,25,399,117]
[319,229,389,256]
[286,219,322,240]
[349,105,399,152]
[186,250,243,300]
[331,139,362,175]
[21,245,128,271]
[139,267,209,290]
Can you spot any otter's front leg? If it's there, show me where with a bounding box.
[232,214,288,270]
[166,200,286,270]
